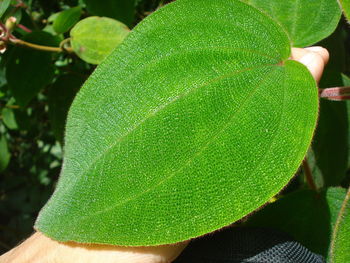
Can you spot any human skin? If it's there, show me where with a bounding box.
[0,47,329,263]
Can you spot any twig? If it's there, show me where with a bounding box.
[17,23,32,33]
[302,158,317,191]
[319,87,350,101]
[9,38,73,53]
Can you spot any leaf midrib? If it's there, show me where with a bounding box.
[66,66,280,226]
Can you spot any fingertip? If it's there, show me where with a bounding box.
[298,52,325,83]
[304,46,329,65]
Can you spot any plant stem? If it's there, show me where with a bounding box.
[17,23,32,33]
[302,158,317,191]
[9,38,73,53]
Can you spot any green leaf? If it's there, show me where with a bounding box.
[48,74,85,143]
[1,107,18,130]
[6,31,58,107]
[83,0,135,27]
[243,0,342,47]
[0,0,11,18]
[246,188,347,258]
[0,134,10,172]
[53,6,82,34]
[35,0,318,246]
[340,0,350,22]
[331,188,350,262]
[70,16,129,64]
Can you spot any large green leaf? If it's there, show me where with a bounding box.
[53,6,82,34]
[246,188,347,258]
[36,0,318,246]
[6,31,58,107]
[243,0,342,47]
[48,74,85,143]
[70,16,129,64]
[340,0,350,22]
[83,0,135,27]
[331,188,350,262]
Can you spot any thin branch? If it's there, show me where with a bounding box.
[302,158,317,191]
[9,38,73,53]
[319,87,350,101]
[17,23,32,33]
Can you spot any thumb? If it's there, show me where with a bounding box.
[291,46,329,83]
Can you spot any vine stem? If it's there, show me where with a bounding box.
[319,87,350,101]
[302,158,317,191]
[9,38,73,53]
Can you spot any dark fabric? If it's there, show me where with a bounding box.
[174,227,325,263]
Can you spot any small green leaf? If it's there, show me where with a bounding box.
[0,0,11,18]
[6,31,58,107]
[246,188,347,258]
[1,107,18,130]
[331,188,350,263]
[36,0,318,246]
[48,74,85,143]
[0,134,10,172]
[243,0,342,47]
[53,7,82,34]
[340,0,350,22]
[70,16,129,64]
[83,0,135,27]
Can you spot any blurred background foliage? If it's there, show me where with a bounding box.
[0,0,350,259]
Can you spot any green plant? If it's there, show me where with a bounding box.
[0,0,350,261]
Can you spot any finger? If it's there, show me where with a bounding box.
[291,47,329,83]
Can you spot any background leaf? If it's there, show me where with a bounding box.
[83,0,135,27]
[243,0,342,47]
[70,16,130,64]
[6,31,59,107]
[340,0,350,22]
[53,6,82,34]
[36,0,318,246]
[0,0,11,18]
[48,74,85,143]
[246,188,347,258]
[0,135,10,172]
[331,188,350,263]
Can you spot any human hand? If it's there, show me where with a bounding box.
[0,46,329,263]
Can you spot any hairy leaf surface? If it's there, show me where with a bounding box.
[36,0,318,246]
[243,0,341,47]
[331,188,350,262]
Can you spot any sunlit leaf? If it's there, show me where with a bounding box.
[331,188,350,263]
[243,0,342,47]
[36,0,318,246]
[70,16,129,64]
[340,0,350,22]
